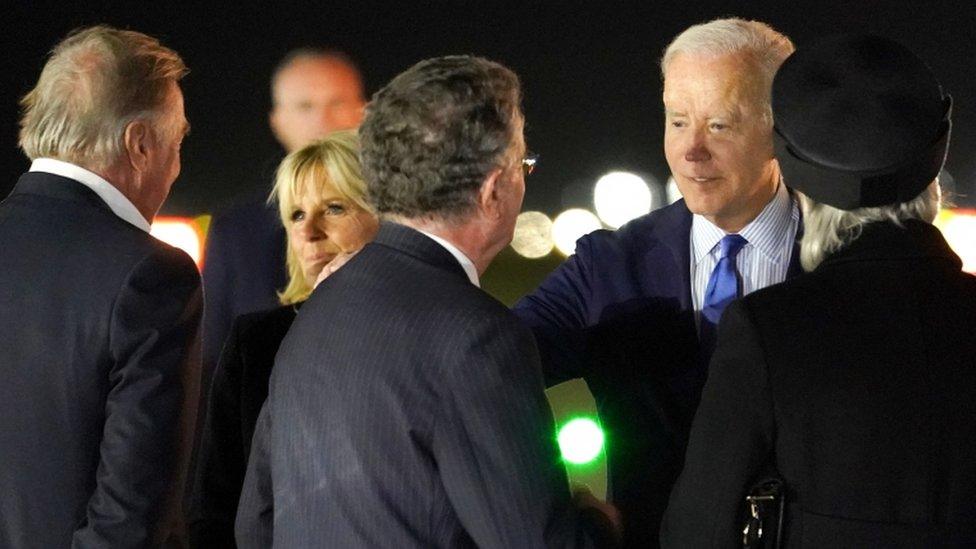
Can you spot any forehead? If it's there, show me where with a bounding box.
[292,172,344,204]
[663,52,762,114]
[162,81,189,127]
[273,58,362,99]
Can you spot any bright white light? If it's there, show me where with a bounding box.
[552,209,602,256]
[666,176,682,205]
[935,209,976,273]
[151,218,202,267]
[557,417,605,465]
[593,171,652,228]
[511,211,555,259]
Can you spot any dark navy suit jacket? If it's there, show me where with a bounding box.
[236,222,611,548]
[201,197,287,379]
[0,172,202,548]
[514,199,802,547]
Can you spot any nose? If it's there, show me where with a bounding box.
[297,218,324,242]
[684,129,712,162]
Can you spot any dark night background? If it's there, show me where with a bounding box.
[3,0,975,218]
[2,0,974,499]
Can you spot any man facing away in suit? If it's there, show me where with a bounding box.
[201,49,366,381]
[235,55,619,548]
[514,18,799,547]
[0,26,202,547]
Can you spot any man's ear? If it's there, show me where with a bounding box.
[477,168,504,220]
[269,109,284,144]
[123,119,151,173]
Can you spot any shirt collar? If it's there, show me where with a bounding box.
[692,179,796,264]
[29,158,151,233]
[417,230,480,287]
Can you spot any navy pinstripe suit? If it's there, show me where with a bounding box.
[236,222,605,548]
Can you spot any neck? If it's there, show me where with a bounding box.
[96,162,155,224]
[391,215,499,276]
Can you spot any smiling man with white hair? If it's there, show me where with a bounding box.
[514,18,802,547]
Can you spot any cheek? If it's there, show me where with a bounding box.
[333,216,373,248]
[287,226,303,252]
[663,133,683,163]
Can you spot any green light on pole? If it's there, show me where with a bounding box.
[557,417,605,465]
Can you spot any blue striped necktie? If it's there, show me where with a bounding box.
[700,234,748,359]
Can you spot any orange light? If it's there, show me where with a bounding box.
[934,208,976,273]
[151,216,205,269]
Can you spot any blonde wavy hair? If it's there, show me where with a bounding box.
[19,25,187,170]
[270,130,374,305]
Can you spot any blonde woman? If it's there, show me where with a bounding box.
[189,130,378,546]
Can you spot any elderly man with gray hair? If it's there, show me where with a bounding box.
[236,55,619,548]
[0,26,200,547]
[663,34,975,548]
[514,18,800,546]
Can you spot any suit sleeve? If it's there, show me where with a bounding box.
[431,314,602,549]
[235,400,275,549]
[188,317,249,547]
[513,234,600,385]
[72,246,203,548]
[659,301,775,549]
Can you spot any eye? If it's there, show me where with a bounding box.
[710,122,729,131]
[295,101,313,112]
[290,209,306,222]
[326,203,346,215]
[670,120,687,128]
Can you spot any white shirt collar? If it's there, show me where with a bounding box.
[29,158,151,233]
[418,230,480,287]
[691,179,796,264]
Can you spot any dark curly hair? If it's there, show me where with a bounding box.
[359,55,522,221]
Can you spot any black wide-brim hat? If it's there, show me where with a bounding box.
[772,34,951,210]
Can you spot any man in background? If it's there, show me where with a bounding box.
[0,26,201,547]
[201,49,365,375]
[514,18,800,546]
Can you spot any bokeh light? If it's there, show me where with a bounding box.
[511,211,555,258]
[552,209,603,256]
[934,208,976,273]
[151,217,203,268]
[666,176,682,205]
[557,417,605,465]
[593,171,652,228]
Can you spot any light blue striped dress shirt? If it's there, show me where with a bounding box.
[690,181,799,326]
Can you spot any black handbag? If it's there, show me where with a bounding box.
[742,476,786,548]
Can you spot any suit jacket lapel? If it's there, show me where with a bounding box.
[649,200,694,310]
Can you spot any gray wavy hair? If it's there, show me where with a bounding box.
[359,55,522,223]
[798,181,942,271]
[661,18,794,122]
[18,25,187,171]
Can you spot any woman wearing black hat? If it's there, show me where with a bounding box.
[661,35,976,547]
